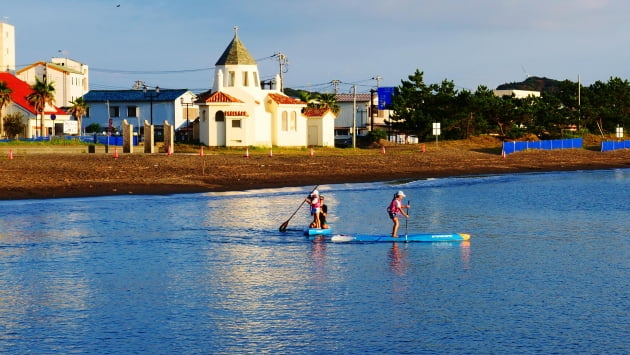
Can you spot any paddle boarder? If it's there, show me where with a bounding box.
[387,190,410,238]
[319,195,329,229]
[306,190,322,229]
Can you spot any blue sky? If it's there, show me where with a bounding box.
[4,0,630,94]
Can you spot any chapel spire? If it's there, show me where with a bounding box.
[215,27,256,66]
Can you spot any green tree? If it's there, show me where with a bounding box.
[316,92,340,114]
[67,97,88,135]
[85,123,101,133]
[3,112,26,139]
[0,81,12,138]
[26,77,55,137]
[389,69,434,140]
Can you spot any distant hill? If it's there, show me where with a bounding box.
[496,76,562,92]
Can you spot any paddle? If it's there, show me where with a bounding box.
[405,200,410,239]
[279,185,319,232]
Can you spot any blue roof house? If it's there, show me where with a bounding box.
[81,88,197,137]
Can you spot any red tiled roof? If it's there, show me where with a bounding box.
[204,91,244,103]
[0,72,66,115]
[268,93,306,105]
[302,107,330,117]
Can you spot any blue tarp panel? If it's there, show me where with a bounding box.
[601,140,630,152]
[502,138,583,155]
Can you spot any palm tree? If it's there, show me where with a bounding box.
[68,97,88,135]
[26,77,55,137]
[317,93,340,114]
[0,81,13,138]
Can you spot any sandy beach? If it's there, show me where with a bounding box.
[0,138,628,200]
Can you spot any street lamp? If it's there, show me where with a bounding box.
[143,84,160,125]
[180,97,194,143]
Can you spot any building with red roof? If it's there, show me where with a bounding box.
[198,29,335,147]
[0,72,70,138]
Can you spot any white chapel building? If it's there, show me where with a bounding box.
[198,30,334,147]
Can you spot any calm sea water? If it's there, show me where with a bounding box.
[0,169,628,354]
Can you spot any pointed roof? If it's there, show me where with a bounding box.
[203,91,244,103]
[215,29,256,66]
[0,72,66,115]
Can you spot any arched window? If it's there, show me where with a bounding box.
[290,111,297,131]
[281,111,288,131]
[215,111,225,122]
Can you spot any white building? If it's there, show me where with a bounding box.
[17,58,89,108]
[335,92,391,138]
[198,30,333,147]
[0,21,15,72]
[493,89,541,99]
[81,88,197,138]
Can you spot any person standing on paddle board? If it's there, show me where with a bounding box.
[306,190,322,229]
[387,190,409,238]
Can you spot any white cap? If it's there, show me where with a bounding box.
[311,190,319,196]
[397,190,406,197]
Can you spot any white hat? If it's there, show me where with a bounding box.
[311,190,319,196]
[397,190,406,197]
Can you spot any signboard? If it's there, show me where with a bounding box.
[377,87,395,110]
[432,122,441,136]
[63,120,79,135]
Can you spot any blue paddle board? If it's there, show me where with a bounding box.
[304,227,333,236]
[329,233,470,243]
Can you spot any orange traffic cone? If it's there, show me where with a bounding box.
[381,145,386,154]
[309,148,314,157]
[7,149,13,160]
[113,148,119,159]
[244,148,250,158]
[166,144,173,156]
[269,149,273,157]
[501,150,506,159]
[421,144,426,153]
[199,146,204,156]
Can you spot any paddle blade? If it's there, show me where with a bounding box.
[279,220,289,232]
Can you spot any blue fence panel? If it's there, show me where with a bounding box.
[503,138,584,155]
[601,140,630,152]
[502,142,515,154]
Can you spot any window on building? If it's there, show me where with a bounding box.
[109,106,120,118]
[281,111,288,131]
[127,106,138,117]
[232,119,241,128]
[215,111,225,122]
[253,72,259,87]
[228,71,235,87]
[243,71,249,86]
[85,107,90,118]
[290,111,297,131]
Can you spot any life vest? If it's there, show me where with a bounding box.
[387,199,401,215]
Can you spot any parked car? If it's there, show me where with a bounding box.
[335,137,352,148]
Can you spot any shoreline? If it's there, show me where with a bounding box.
[1,144,629,200]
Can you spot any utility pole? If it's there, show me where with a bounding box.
[352,85,357,148]
[370,76,381,132]
[276,53,288,92]
[332,80,340,94]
